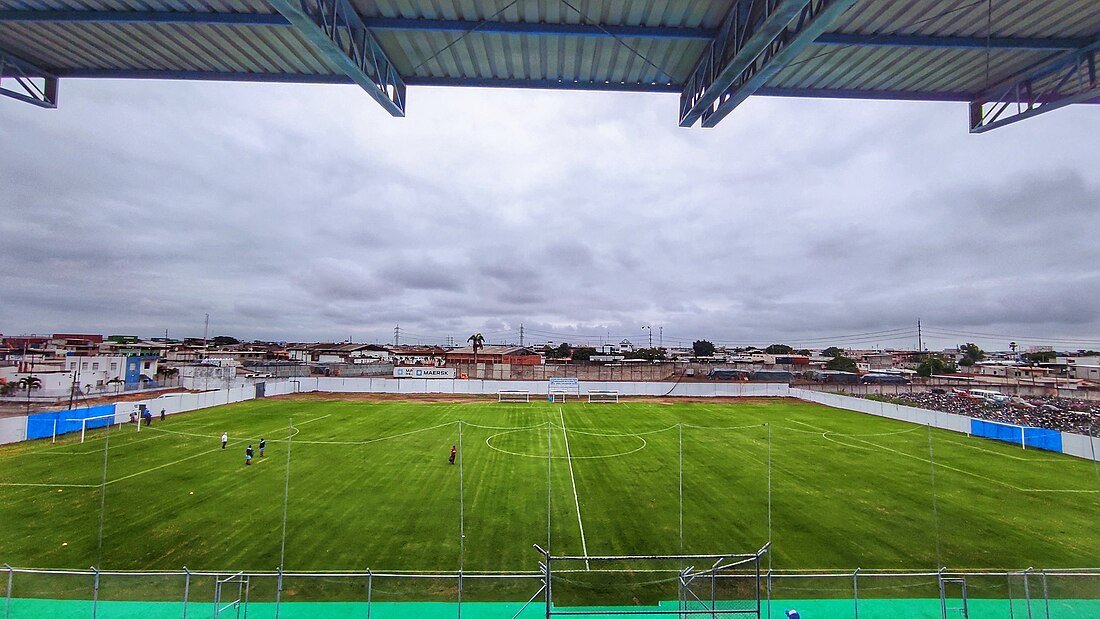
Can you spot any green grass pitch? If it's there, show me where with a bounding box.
[1,395,1097,592]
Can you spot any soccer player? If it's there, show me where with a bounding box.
[160,408,166,421]
[245,444,253,465]
[221,432,228,449]
[259,438,266,457]
[785,609,800,619]
[449,445,457,465]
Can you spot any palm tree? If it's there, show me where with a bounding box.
[467,333,485,375]
[17,375,42,412]
[106,376,124,396]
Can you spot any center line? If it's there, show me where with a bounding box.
[559,407,590,569]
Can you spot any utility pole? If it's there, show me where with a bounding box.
[659,326,663,349]
[520,324,524,347]
[643,326,652,348]
[394,325,400,347]
[917,319,923,352]
[203,314,210,360]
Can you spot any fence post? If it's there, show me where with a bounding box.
[853,568,860,619]
[1041,570,1050,619]
[365,569,372,619]
[275,565,283,619]
[182,567,190,619]
[91,566,100,619]
[4,564,12,619]
[1024,567,1033,619]
[457,569,462,619]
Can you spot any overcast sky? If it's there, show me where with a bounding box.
[1,79,1098,352]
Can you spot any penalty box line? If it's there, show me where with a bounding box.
[787,418,1100,494]
[558,407,590,570]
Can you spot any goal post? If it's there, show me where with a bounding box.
[498,390,530,403]
[587,390,620,403]
[65,413,121,443]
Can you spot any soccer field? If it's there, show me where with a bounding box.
[0,395,1098,611]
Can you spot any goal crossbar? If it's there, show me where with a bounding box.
[64,413,120,443]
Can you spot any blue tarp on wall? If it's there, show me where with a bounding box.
[971,419,1063,453]
[26,404,117,440]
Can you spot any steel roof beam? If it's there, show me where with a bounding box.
[814,32,1090,52]
[264,0,405,116]
[679,0,852,127]
[51,69,681,92]
[969,39,1100,133]
[682,0,858,128]
[363,17,713,40]
[0,10,289,26]
[0,49,58,108]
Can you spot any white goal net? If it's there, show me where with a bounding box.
[498,390,530,403]
[587,390,620,403]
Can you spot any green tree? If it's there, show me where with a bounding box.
[571,347,596,362]
[958,343,985,367]
[1023,350,1056,364]
[824,356,857,372]
[211,335,239,346]
[106,376,124,396]
[0,381,18,396]
[821,346,844,358]
[692,340,716,357]
[545,343,571,359]
[467,333,485,367]
[917,355,957,377]
[631,347,667,361]
[765,344,793,354]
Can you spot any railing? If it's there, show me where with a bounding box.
[1,565,1097,618]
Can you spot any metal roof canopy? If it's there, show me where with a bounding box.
[1,0,1098,132]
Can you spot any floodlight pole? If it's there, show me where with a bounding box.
[678,423,683,556]
[95,421,111,568]
[277,415,293,618]
[546,422,552,552]
[458,420,464,619]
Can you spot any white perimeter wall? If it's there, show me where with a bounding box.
[2,379,1097,462]
[0,416,26,445]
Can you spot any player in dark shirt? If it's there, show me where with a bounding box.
[246,445,254,465]
[449,445,457,465]
[259,438,266,457]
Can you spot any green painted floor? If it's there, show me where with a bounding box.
[6,598,1100,618]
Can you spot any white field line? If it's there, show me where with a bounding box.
[2,417,322,489]
[38,432,167,456]
[559,407,590,569]
[787,418,1099,494]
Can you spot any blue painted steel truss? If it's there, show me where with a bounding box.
[680,0,858,128]
[970,40,1100,133]
[264,0,405,116]
[0,49,58,108]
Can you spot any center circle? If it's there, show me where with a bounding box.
[485,427,646,460]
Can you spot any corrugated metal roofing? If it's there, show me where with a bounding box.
[1,0,1098,118]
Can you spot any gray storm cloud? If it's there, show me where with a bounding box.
[0,80,1097,351]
